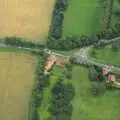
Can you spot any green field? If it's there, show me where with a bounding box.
[113,0,120,13]
[38,75,59,120]
[63,0,104,36]
[71,66,120,120]
[89,46,120,65]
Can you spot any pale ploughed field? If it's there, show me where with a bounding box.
[0,0,54,41]
[0,52,36,120]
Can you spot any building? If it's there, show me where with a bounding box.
[55,59,64,67]
[108,74,116,82]
[44,55,56,73]
[44,55,65,74]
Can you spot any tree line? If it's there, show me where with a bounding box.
[47,35,99,50]
[31,52,49,120]
[89,65,109,96]
[49,0,68,39]
[4,36,44,49]
[48,80,75,120]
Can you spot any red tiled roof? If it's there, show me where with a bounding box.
[108,74,116,82]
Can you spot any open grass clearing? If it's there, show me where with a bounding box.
[0,52,36,120]
[38,75,59,120]
[63,0,105,36]
[71,66,120,120]
[89,46,120,65]
[0,0,55,43]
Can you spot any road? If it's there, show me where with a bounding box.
[0,36,120,74]
[73,45,120,74]
[99,36,120,44]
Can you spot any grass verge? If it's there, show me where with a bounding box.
[89,46,120,65]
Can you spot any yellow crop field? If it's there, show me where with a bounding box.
[0,52,36,120]
[0,0,54,41]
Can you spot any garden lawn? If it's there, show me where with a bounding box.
[71,66,120,120]
[63,0,103,36]
[89,46,120,65]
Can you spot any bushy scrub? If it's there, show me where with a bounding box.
[49,80,75,120]
[89,65,107,96]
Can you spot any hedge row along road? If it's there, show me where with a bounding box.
[0,36,120,74]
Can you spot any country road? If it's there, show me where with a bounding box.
[73,44,120,74]
[73,52,120,74]
[0,36,120,74]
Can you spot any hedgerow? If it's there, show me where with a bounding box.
[49,0,68,39]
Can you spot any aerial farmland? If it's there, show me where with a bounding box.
[1,0,120,120]
[0,0,54,42]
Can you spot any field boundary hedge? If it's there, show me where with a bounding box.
[29,52,50,120]
[48,0,68,39]
[3,36,44,49]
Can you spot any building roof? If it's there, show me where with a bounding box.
[44,55,65,73]
[108,74,116,82]
[55,59,64,67]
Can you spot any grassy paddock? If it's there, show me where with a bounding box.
[71,66,120,120]
[63,0,104,36]
[89,46,120,65]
